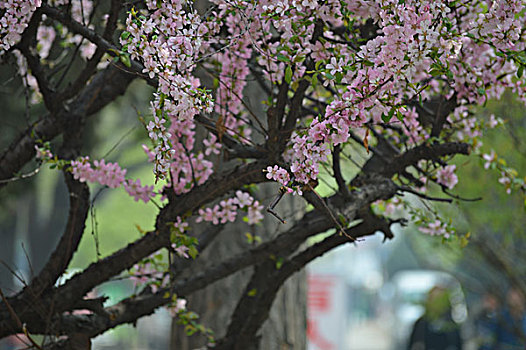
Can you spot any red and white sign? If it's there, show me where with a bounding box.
[307,273,347,350]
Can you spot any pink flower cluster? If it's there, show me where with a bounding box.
[146,113,174,179]
[71,157,126,188]
[419,220,451,239]
[498,173,512,194]
[141,95,215,194]
[436,165,458,190]
[214,12,253,143]
[130,258,167,292]
[203,134,222,156]
[124,179,155,203]
[482,150,497,169]
[122,1,216,181]
[399,107,428,145]
[71,157,156,202]
[168,117,214,194]
[196,198,237,225]
[196,190,264,226]
[468,0,524,52]
[265,165,290,186]
[0,0,42,55]
[34,145,53,161]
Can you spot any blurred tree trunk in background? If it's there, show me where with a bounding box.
[170,186,307,350]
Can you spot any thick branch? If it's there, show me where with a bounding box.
[332,145,351,198]
[381,142,470,177]
[21,172,90,300]
[0,65,135,187]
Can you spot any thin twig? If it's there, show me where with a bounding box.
[0,260,27,287]
[21,243,34,279]
[266,187,287,223]
[399,186,453,203]
[0,167,40,184]
[443,189,482,202]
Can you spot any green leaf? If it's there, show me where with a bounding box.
[188,246,199,259]
[119,53,132,68]
[276,53,290,63]
[324,72,335,80]
[382,107,396,123]
[312,73,318,87]
[247,288,257,297]
[315,59,324,71]
[275,257,284,269]
[517,65,524,79]
[285,65,293,84]
[338,213,347,226]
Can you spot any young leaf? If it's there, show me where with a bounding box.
[285,65,293,84]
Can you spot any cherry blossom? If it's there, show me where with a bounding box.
[420,220,451,239]
[482,150,497,169]
[436,165,459,190]
[167,298,187,318]
[124,179,155,203]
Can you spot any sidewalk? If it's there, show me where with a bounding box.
[346,319,392,350]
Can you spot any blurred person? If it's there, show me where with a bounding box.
[407,286,463,350]
[474,292,500,350]
[492,287,526,349]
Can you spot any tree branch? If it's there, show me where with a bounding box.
[381,142,470,177]
[21,172,90,300]
[56,0,123,102]
[0,65,135,188]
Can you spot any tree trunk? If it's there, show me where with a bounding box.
[170,184,307,350]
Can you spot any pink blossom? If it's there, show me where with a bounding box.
[482,150,497,169]
[247,200,264,225]
[436,165,458,190]
[218,198,237,224]
[265,165,290,186]
[498,173,512,194]
[203,134,222,156]
[196,205,221,225]
[326,57,344,76]
[124,179,155,203]
[34,145,53,161]
[172,245,190,259]
[419,220,450,239]
[234,190,253,208]
[167,298,187,317]
[173,216,188,233]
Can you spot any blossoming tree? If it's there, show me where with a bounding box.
[0,0,525,348]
